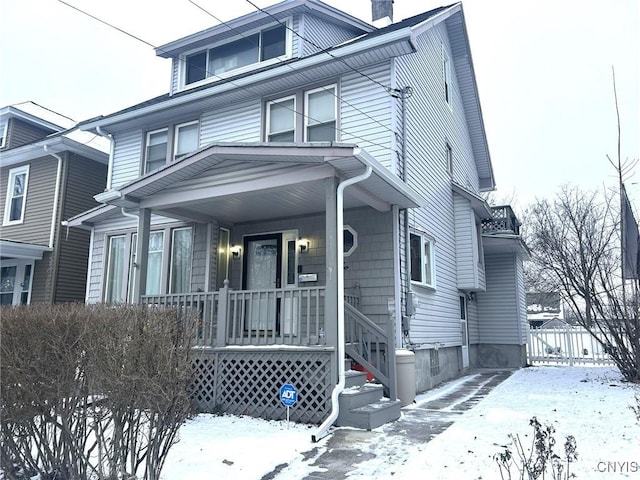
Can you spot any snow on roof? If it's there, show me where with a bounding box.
[0,101,76,131]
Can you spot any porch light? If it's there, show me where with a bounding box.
[297,238,310,253]
[230,245,242,258]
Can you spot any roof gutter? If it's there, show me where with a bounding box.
[312,164,372,443]
[79,27,416,131]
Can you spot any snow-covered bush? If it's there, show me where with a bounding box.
[494,416,578,480]
[0,303,195,480]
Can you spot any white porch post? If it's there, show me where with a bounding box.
[325,177,339,382]
[132,208,150,304]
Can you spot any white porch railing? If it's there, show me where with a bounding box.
[527,325,617,366]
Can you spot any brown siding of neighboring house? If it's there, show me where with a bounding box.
[0,157,56,246]
[5,118,54,149]
[54,153,107,303]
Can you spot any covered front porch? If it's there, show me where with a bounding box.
[71,142,425,422]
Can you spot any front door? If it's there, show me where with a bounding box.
[460,295,470,368]
[243,234,281,331]
[1,261,33,305]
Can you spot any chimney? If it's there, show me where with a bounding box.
[372,0,393,27]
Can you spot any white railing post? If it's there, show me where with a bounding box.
[216,280,230,347]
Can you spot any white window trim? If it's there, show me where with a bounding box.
[0,120,7,149]
[266,95,297,142]
[179,19,293,91]
[103,225,193,302]
[173,121,200,161]
[3,165,29,226]
[442,44,452,108]
[410,231,436,289]
[303,84,337,142]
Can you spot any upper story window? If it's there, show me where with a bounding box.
[266,85,337,143]
[3,165,29,225]
[184,24,288,87]
[442,45,452,106]
[144,121,199,174]
[410,232,435,288]
[446,142,453,176]
[0,119,7,149]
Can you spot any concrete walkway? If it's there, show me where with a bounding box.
[262,369,513,480]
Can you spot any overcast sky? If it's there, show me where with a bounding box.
[1,0,638,212]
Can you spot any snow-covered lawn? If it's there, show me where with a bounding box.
[161,366,640,479]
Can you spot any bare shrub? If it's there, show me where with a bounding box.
[0,303,195,479]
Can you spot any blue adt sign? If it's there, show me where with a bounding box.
[280,383,298,407]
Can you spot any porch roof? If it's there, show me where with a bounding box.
[69,143,426,227]
[0,240,51,260]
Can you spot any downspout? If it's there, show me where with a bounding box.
[44,145,64,249]
[312,164,372,443]
[96,126,115,190]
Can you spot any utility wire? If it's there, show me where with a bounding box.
[244,0,394,94]
[56,0,396,153]
[186,0,396,138]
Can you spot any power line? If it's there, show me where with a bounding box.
[185,0,397,139]
[243,0,394,94]
[56,0,396,153]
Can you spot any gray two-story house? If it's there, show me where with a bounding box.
[0,102,108,305]
[68,0,528,431]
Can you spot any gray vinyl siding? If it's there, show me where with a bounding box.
[477,253,522,345]
[191,222,208,292]
[341,62,394,168]
[467,297,480,345]
[392,24,479,346]
[5,118,54,149]
[55,154,108,303]
[111,130,142,189]
[453,194,475,289]
[30,252,54,304]
[298,13,362,56]
[200,99,261,145]
[515,257,527,344]
[0,157,56,245]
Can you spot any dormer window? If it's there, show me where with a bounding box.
[184,24,288,87]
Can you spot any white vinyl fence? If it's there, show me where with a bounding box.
[528,324,617,366]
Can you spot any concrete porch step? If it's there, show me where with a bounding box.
[344,369,368,389]
[339,383,384,411]
[336,397,402,430]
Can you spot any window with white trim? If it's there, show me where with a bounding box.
[104,226,193,303]
[144,121,199,174]
[446,142,453,176]
[265,85,337,143]
[184,23,288,86]
[0,119,7,149]
[443,46,452,105]
[3,165,29,225]
[410,232,435,288]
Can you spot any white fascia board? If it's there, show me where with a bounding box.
[410,3,461,37]
[0,136,108,167]
[0,105,74,131]
[81,28,415,132]
[0,240,51,260]
[156,0,372,57]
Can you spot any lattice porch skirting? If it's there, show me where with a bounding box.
[190,347,335,424]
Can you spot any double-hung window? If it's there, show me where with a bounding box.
[145,129,168,174]
[410,232,435,288]
[184,24,288,86]
[3,165,29,225]
[174,121,199,160]
[104,226,193,303]
[265,84,337,143]
[144,121,199,174]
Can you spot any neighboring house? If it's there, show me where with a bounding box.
[527,291,564,328]
[68,0,528,429]
[0,102,109,305]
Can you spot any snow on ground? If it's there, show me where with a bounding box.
[162,366,640,479]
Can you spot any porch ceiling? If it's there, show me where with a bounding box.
[0,240,51,260]
[482,234,531,259]
[87,143,426,225]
